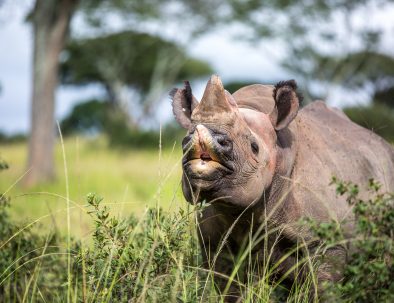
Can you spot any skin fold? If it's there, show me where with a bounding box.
[170,75,394,302]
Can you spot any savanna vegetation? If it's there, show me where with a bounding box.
[1,0,394,301]
[0,137,183,235]
[0,140,393,302]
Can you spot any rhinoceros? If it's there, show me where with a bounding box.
[170,75,394,301]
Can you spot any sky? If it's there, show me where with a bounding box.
[0,1,393,134]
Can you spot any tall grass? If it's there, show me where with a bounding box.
[0,137,184,236]
[0,184,388,302]
[0,141,320,302]
[0,140,393,302]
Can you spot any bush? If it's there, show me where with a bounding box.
[0,131,26,144]
[0,157,207,301]
[309,177,394,302]
[0,159,204,302]
[79,194,202,302]
[0,159,78,301]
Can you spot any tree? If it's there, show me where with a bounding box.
[60,31,212,126]
[343,104,394,142]
[25,0,394,185]
[23,0,228,186]
[308,51,394,106]
[24,0,79,186]
[284,48,394,103]
[227,0,394,103]
[331,51,394,142]
[224,80,267,94]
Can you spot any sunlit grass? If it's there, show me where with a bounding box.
[1,136,391,302]
[0,136,184,237]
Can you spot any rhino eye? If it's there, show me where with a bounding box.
[251,142,259,154]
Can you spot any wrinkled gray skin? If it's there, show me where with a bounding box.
[170,75,394,302]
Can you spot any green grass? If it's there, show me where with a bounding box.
[0,136,320,302]
[1,136,392,302]
[0,136,184,238]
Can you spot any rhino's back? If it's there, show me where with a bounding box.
[291,101,394,221]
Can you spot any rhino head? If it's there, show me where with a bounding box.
[170,75,300,208]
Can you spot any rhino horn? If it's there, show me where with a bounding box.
[193,75,235,116]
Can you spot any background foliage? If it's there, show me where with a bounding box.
[308,177,394,302]
[1,0,394,301]
[1,158,393,302]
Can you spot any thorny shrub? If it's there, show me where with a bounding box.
[79,193,203,302]
[0,158,79,301]
[309,177,394,302]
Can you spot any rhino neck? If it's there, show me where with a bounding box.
[275,126,297,178]
[262,125,298,225]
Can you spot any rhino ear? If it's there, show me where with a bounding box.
[269,80,300,131]
[170,81,198,129]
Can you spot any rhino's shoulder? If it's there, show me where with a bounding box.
[300,100,350,121]
[232,84,275,114]
[294,100,394,193]
[297,100,381,140]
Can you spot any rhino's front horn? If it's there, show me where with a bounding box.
[193,75,234,116]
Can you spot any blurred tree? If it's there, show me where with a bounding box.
[59,31,212,126]
[60,100,185,148]
[25,0,394,185]
[25,0,79,186]
[59,99,108,136]
[285,50,394,106]
[23,0,230,185]
[287,48,394,141]
[224,81,261,94]
[228,0,394,103]
[317,51,394,107]
[344,104,394,142]
[373,86,394,108]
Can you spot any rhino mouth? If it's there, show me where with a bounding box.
[183,129,234,181]
[183,157,233,181]
[200,151,212,161]
[185,153,233,173]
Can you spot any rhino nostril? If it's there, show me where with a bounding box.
[215,135,232,150]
